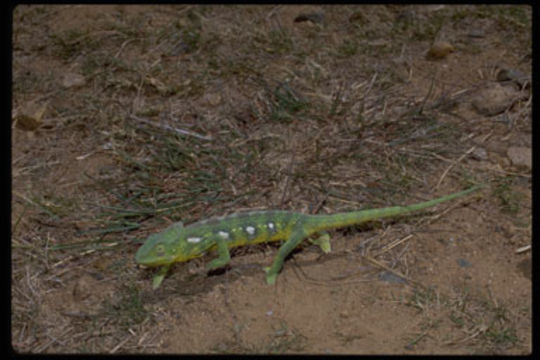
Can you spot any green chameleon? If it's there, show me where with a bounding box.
[136,185,481,288]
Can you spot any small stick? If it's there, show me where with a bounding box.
[435,146,476,189]
[376,234,414,255]
[280,151,296,207]
[515,244,531,254]
[363,255,414,284]
[130,115,212,141]
[110,335,131,354]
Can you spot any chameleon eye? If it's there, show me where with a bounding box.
[155,244,165,256]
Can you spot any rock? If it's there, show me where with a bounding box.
[12,101,48,131]
[457,258,472,268]
[467,29,485,38]
[471,147,488,161]
[147,76,169,95]
[349,11,366,24]
[294,12,324,24]
[378,271,407,284]
[61,72,86,89]
[517,258,531,280]
[497,68,530,88]
[471,83,521,116]
[426,41,455,60]
[72,274,95,302]
[507,146,531,169]
[205,93,222,107]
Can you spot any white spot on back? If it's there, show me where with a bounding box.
[245,226,255,235]
[268,222,275,230]
[187,237,202,243]
[218,231,229,239]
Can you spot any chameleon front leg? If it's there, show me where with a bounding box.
[152,264,171,290]
[206,236,231,271]
[264,228,307,285]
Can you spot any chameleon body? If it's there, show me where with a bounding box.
[135,186,481,288]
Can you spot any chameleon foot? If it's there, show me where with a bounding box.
[266,273,277,285]
[309,232,331,253]
[152,265,170,290]
[264,266,277,285]
[206,259,224,271]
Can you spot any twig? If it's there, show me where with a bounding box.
[515,244,531,254]
[363,72,378,98]
[376,234,414,256]
[130,115,212,141]
[280,150,296,207]
[418,75,435,115]
[110,335,131,354]
[363,255,415,285]
[434,146,476,189]
[430,150,530,178]
[33,327,72,352]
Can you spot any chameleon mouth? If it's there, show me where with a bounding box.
[136,258,169,267]
[135,249,176,267]
[134,250,148,265]
[134,251,160,267]
[135,255,165,267]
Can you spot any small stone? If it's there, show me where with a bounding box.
[426,41,455,60]
[497,68,530,88]
[471,147,488,161]
[457,258,472,268]
[348,11,366,24]
[61,72,86,89]
[467,29,485,38]
[507,146,531,169]
[378,271,407,284]
[206,93,222,106]
[517,258,531,280]
[294,12,324,24]
[12,101,48,131]
[72,275,94,301]
[147,77,169,95]
[471,83,521,116]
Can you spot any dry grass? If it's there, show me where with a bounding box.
[12,4,531,354]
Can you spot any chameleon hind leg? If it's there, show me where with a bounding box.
[264,228,307,284]
[206,236,231,271]
[308,232,331,253]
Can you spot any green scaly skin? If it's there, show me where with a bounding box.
[135,185,482,288]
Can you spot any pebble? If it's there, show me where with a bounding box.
[517,258,531,280]
[471,83,521,116]
[426,41,455,60]
[61,72,86,89]
[507,146,531,169]
[471,147,488,161]
[497,68,530,88]
[378,271,407,284]
[294,12,324,24]
[457,258,472,268]
[12,101,48,131]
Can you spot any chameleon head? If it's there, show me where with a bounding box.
[135,222,191,267]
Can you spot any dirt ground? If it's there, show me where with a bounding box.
[11,5,531,354]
